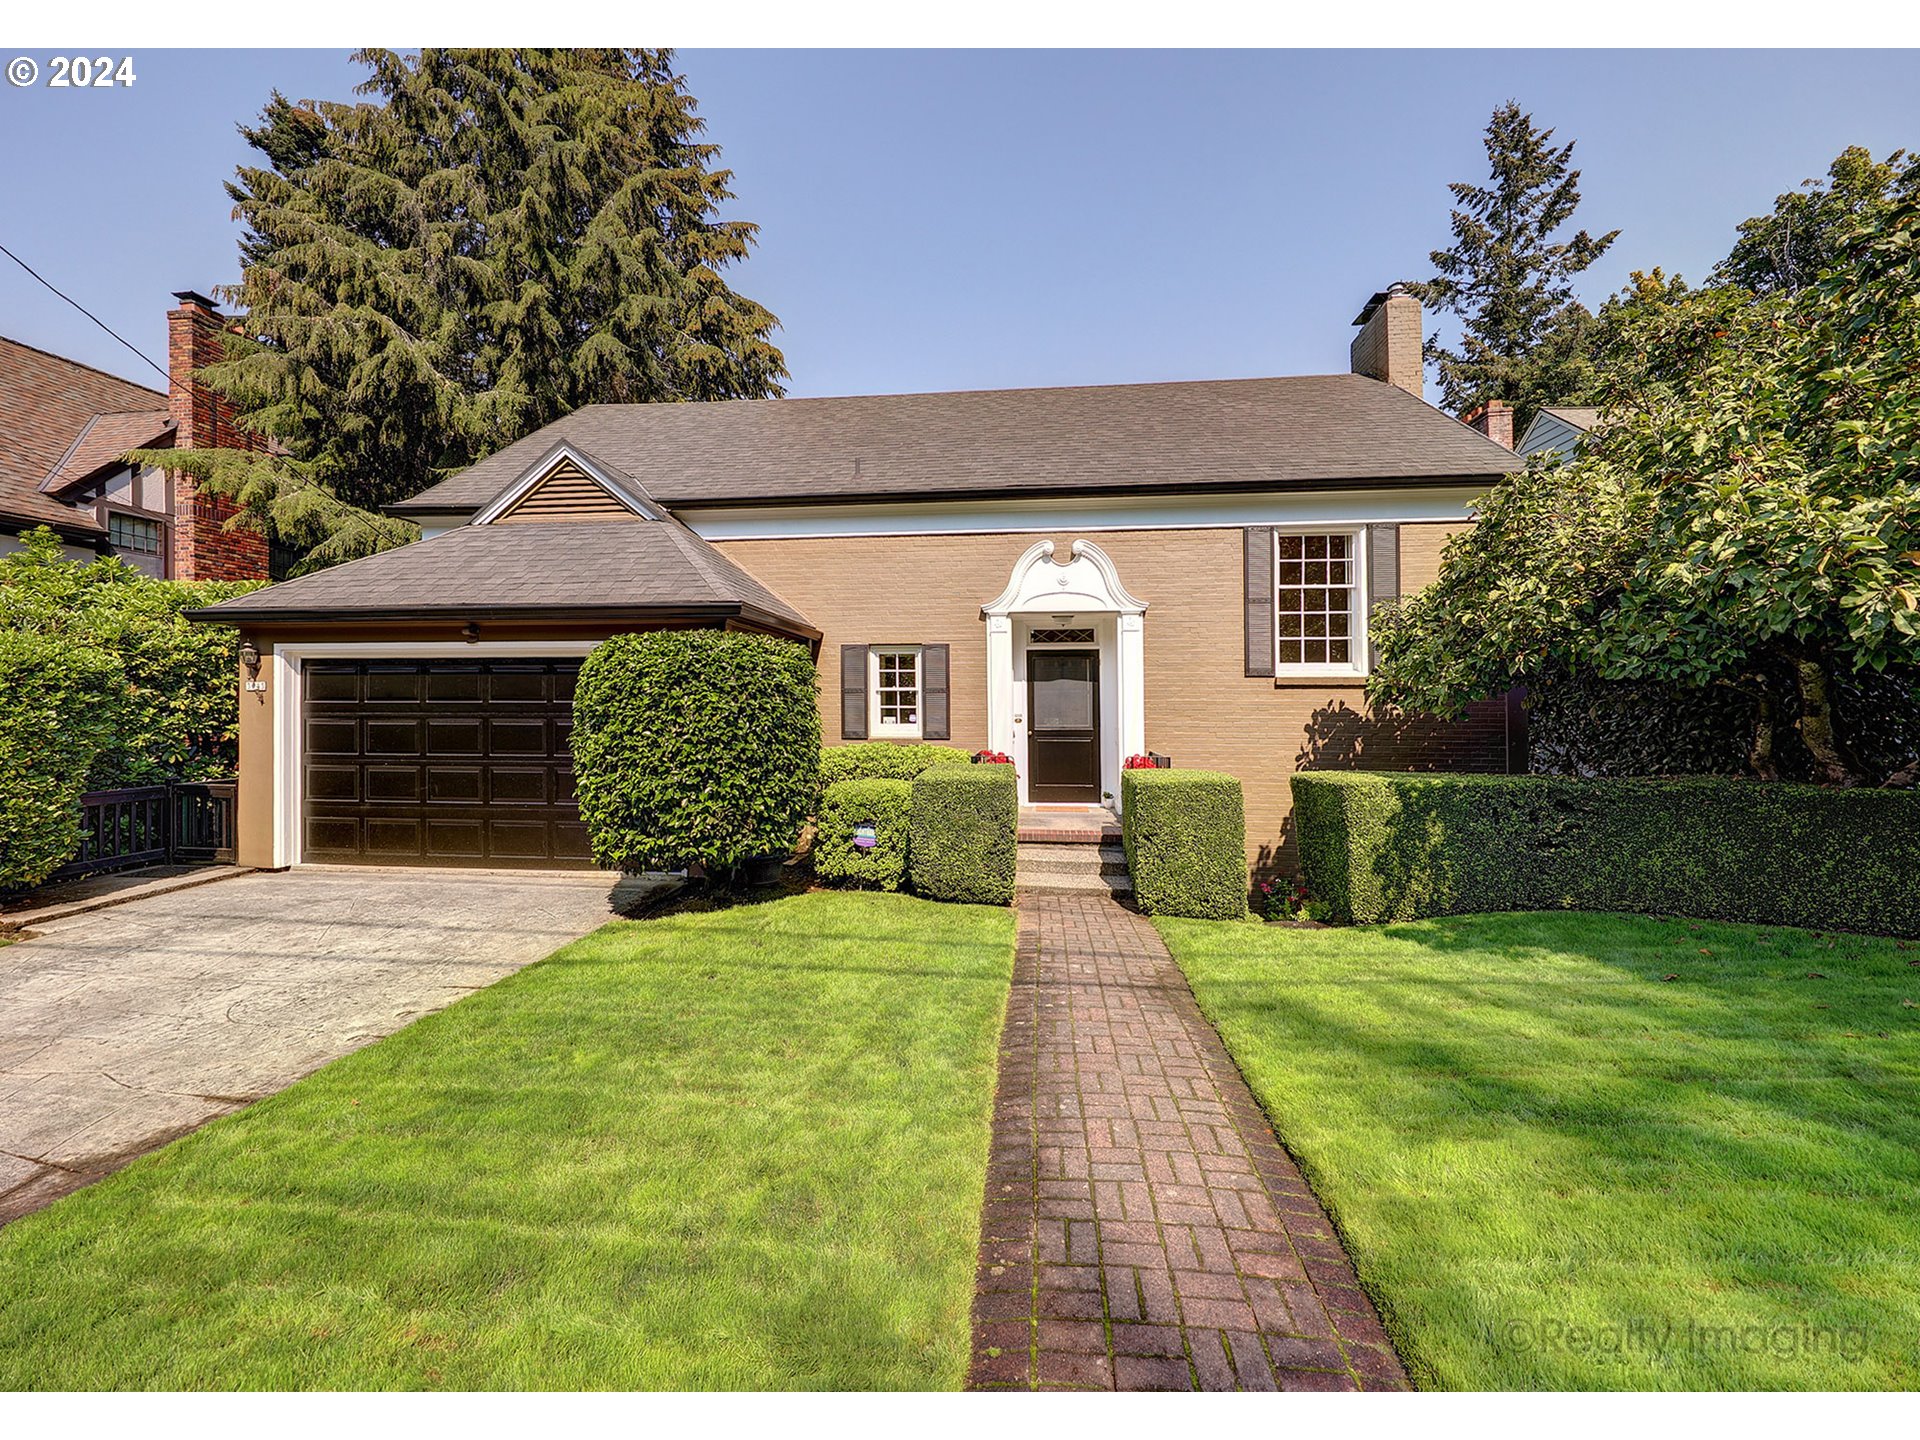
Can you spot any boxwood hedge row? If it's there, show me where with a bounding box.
[813,778,913,891]
[1120,769,1248,920]
[818,741,972,788]
[907,763,1017,905]
[1291,771,1920,936]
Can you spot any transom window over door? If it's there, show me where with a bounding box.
[1275,532,1360,670]
[871,646,922,738]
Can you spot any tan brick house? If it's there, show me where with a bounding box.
[190,288,1523,879]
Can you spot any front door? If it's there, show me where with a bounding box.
[1027,650,1101,802]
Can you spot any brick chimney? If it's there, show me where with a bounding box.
[1462,399,1515,449]
[1350,286,1424,399]
[167,290,269,582]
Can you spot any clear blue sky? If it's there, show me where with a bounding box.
[2,48,1916,400]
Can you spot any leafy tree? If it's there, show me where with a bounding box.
[144,49,785,570]
[0,529,261,785]
[1408,101,1619,431]
[1716,145,1914,295]
[1372,182,1920,787]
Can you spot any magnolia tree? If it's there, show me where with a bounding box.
[1372,179,1920,787]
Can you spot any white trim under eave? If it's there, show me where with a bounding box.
[677,484,1488,541]
[268,640,598,870]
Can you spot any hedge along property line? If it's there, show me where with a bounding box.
[818,741,972,789]
[908,763,1017,905]
[1120,768,1249,920]
[1291,771,1920,937]
[813,778,913,892]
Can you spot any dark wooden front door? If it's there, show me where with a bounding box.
[1027,650,1101,802]
[301,659,593,868]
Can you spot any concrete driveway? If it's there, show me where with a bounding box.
[0,868,620,1223]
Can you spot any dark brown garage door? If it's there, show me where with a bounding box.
[302,659,593,868]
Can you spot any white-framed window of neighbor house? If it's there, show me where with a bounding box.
[869,645,924,738]
[1274,528,1367,677]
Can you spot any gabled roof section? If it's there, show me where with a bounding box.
[41,409,175,495]
[389,374,1526,518]
[185,518,818,639]
[1,334,165,534]
[470,440,667,525]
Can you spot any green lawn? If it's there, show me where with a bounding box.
[0,891,1014,1390]
[1157,911,1920,1390]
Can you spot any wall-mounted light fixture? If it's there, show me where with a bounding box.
[238,640,262,680]
[462,621,481,644]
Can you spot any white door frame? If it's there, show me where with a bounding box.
[269,640,597,869]
[981,539,1147,807]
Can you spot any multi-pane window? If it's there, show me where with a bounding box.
[872,648,921,736]
[108,512,164,555]
[1275,532,1358,668]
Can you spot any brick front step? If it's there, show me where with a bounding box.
[1016,870,1135,897]
[1016,843,1129,876]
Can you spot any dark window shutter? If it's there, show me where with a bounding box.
[922,644,951,740]
[840,644,869,740]
[1244,526,1275,677]
[1366,523,1401,669]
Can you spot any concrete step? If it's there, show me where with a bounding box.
[1016,869,1134,897]
[1016,842,1128,876]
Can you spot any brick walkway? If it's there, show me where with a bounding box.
[967,891,1409,1391]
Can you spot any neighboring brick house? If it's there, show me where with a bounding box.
[0,291,269,582]
[190,285,1525,881]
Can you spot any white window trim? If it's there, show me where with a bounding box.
[1273,526,1369,679]
[868,644,925,740]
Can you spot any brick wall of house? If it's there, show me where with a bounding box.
[167,292,270,583]
[712,519,1513,879]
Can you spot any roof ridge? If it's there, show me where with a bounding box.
[0,333,167,401]
[572,373,1369,411]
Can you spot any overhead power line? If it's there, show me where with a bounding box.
[0,241,169,383]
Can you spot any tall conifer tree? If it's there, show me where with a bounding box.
[149,49,786,569]
[1409,101,1618,430]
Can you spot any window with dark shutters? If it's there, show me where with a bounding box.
[1244,526,1275,677]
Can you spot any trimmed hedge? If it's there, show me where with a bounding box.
[1292,771,1920,936]
[908,763,1017,905]
[818,741,972,788]
[0,633,125,893]
[572,630,820,877]
[813,778,913,891]
[1121,769,1249,920]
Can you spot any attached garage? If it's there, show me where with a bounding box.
[301,659,591,868]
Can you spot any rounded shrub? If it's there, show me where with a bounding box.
[572,630,820,878]
[818,741,972,788]
[1121,768,1249,920]
[908,763,1017,905]
[813,778,913,891]
[0,633,125,893]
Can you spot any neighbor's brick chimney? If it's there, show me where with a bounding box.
[1462,399,1515,449]
[167,290,269,583]
[1350,286,1424,399]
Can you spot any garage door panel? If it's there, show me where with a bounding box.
[427,719,485,755]
[306,720,360,756]
[364,766,422,803]
[302,659,589,869]
[427,767,484,803]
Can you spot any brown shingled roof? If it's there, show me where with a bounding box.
[40,408,175,495]
[391,373,1522,516]
[1,334,166,536]
[188,518,817,637]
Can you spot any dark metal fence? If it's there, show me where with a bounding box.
[45,779,238,883]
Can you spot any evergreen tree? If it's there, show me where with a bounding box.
[1408,101,1619,431]
[145,49,786,570]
